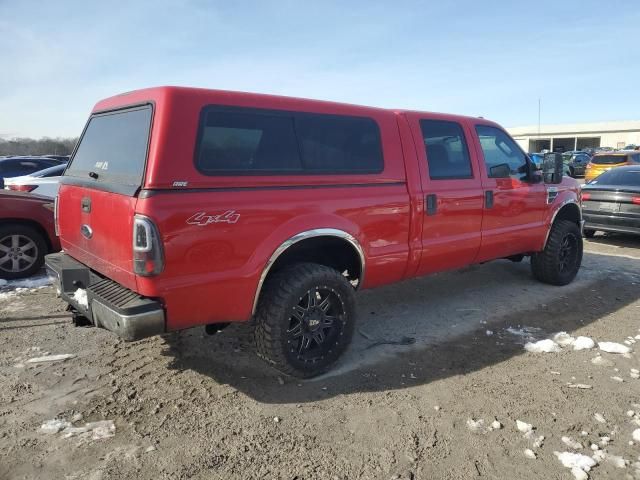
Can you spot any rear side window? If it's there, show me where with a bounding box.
[195,107,383,175]
[419,120,473,179]
[592,168,640,186]
[66,105,152,186]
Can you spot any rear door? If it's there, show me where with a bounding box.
[471,124,547,261]
[405,114,484,275]
[58,105,153,290]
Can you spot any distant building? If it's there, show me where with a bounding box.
[507,120,640,152]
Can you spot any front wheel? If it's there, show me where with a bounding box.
[254,263,356,378]
[531,220,583,286]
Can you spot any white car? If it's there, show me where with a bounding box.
[3,164,65,198]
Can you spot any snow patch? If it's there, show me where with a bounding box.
[72,288,88,308]
[525,339,561,353]
[4,276,52,289]
[40,418,116,440]
[598,342,631,354]
[524,448,536,459]
[573,337,595,350]
[553,332,575,347]
[40,419,72,434]
[516,420,533,433]
[554,451,597,472]
[594,413,606,424]
[26,354,75,364]
[633,429,640,442]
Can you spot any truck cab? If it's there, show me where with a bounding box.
[46,87,582,377]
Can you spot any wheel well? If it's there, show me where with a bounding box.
[268,236,363,284]
[0,219,52,252]
[553,202,581,227]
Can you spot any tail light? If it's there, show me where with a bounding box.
[6,184,37,192]
[632,196,640,205]
[585,163,592,169]
[580,192,591,202]
[133,215,164,276]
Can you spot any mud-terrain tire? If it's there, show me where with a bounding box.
[0,224,48,280]
[531,220,583,286]
[254,263,356,378]
[583,229,596,238]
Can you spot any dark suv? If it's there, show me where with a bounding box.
[562,152,590,177]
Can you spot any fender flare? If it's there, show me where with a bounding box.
[251,228,366,315]
[543,199,582,248]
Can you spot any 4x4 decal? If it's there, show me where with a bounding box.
[186,211,240,226]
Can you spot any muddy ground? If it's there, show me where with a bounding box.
[1,234,640,480]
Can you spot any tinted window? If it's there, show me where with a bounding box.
[476,125,529,180]
[420,120,472,179]
[197,111,301,173]
[591,168,640,186]
[195,107,384,175]
[66,105,152,185]
[295,115,383,173]
[591,155,628,165]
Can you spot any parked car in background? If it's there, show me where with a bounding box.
[581,166,640,237]
[562,152,590,177]
[3,164,65,198]
[585,151,640,182]
[0,156,65,188]
[0,191,60,279]
[43,155,71,162]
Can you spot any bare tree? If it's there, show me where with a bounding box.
[0,137,78,156]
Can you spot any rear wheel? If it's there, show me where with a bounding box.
[583,229,596,238]
[254,263,356,378]
[531,220,583,286]
[0,224,48,280]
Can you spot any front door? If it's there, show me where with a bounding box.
[472,124,547,262]
[406,115,484,276]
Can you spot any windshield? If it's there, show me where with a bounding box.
[65,105,152,186]
[591,155,628,165]
[590,168,640,186]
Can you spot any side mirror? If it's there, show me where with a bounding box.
[489,163,511,178]
[542,153,563,184]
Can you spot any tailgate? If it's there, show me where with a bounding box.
[58,184,138,291]
[58,104,153,292]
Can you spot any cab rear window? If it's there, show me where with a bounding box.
[591,155,628,165]
[195,106,383,175]
[65,105,152,186]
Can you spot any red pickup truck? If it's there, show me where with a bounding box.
[46,87,582,377]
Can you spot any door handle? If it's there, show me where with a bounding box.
[425,194,437,216]
[485,190,494,209]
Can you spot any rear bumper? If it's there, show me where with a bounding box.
[583,212,640,235]
[45,252,165,341]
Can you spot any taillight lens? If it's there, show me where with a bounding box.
[581,192,591,202]
[133,215,164,276]
[632,196,640,205]
[6,184,37,192]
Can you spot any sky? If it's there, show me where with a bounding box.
[1,0,639,138]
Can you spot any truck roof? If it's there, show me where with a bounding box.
[92,86,496,126]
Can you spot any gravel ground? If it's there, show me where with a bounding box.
[1,233,640,480]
